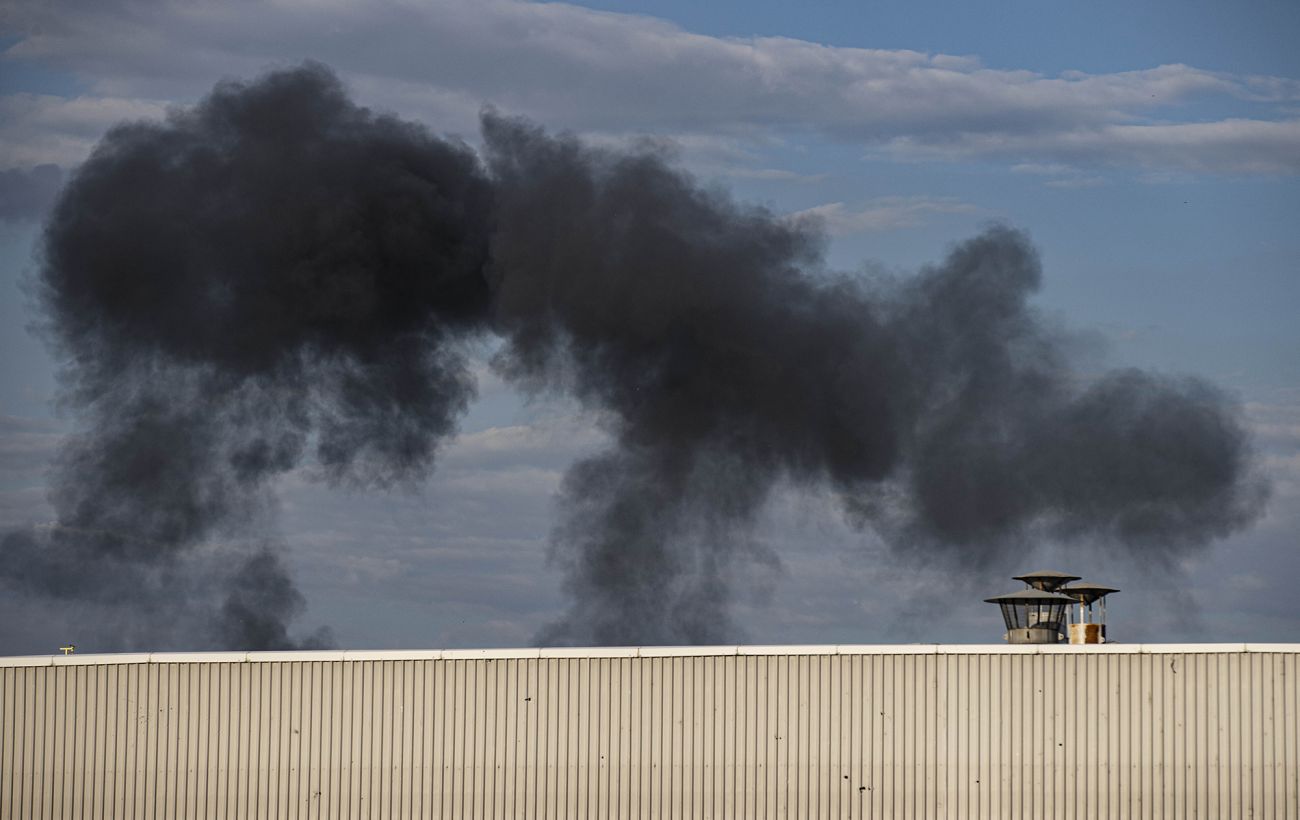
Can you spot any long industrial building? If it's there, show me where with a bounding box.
[2,643,1297,818]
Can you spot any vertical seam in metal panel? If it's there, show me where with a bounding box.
[37,665,47,820]
[425,659,435,820]
[370,660,380,820]
[85,664,94,820]
[686,657,696,820]
[1284,652,1294,816]
[248,663,259,820]
[384,660,396,820]
[1,668,9,819]
[1183,651,1190,820]
[234,662,245,820]
[53,664,65,820]
[439,658,447,820]
[490,658,501,820]
[541,659,552,820]
[501,658,511,820]
[169,664,181,820]
[40,663,52,820]
[555,657,565,820]
[335,660,346,820]
[192,664,203,819]
[196,665,206,820]
[401,661,412,820]
[392,659,403,820]
[1124,655,1131,820]
[50,662,62,820]
[362,660,372,820]
[183,665,196,820]
[564,656,573,820]
[1253,652,1263,818]
[324,661,335,820]
[29,667,38,820]
[235,661,245,820]
[1266,654,1277,819]
[654,656,662,820]
[495,657,504,820]
[59,664,69,820]
[5,668,15,818]
[591,656,599,820]
[72,664,83,819]
[1215,653,1226,819]
[26,666,34,820]
[1112,652,1123,816]
[518,659,529,820]
[69,664,81,820]
[267,662,277,820]
[607,656,616,820]
[320,660,332,820]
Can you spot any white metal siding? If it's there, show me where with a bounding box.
[2,645,1297,818]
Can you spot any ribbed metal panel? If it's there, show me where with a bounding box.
[2,646,1297,818]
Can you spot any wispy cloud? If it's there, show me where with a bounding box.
[721,167,828,183]
[789,196,979,235]
[0,414,63,479]
[1012,161,1106,189]
[0,93,168,168]
[894,118,1300,174]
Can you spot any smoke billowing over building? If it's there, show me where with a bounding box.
[0,63,1268,650]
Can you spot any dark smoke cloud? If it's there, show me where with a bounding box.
[483,122,1266,643]
[1,63,1267,651]
[4,63,490,649]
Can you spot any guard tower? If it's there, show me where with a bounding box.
[984,587,1075,644]
[986,570,1120,645]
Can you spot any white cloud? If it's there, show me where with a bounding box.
[1246,400,1300,452]
[722,167,827,183]
[789,196,979,236]
[2,0,1298,175]
[441,419,610,470]
[891,118,1300,174]
[1045,176,1106,189]
[1011,162,1106,189]
[0,415,62,485]
[0,93,168,168]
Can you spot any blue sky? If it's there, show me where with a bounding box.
[1,0,1297,652]
[576,0,1300,76]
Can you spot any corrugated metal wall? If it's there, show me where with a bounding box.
[2,645,1297,819]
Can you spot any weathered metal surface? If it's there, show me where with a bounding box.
[1068,623,1103,644]
[2,644,1297,818]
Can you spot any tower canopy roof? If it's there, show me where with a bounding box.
[1012,570,1081,591]
[984,589,1077,604]
[1059,584,1120,605]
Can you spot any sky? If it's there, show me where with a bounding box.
[0,0,1297,653]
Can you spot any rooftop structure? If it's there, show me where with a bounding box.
[988,569,1120,645]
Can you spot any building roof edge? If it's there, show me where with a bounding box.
[4,642,1300,666]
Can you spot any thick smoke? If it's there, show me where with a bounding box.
[4,64,491,649]
[2,63,1266,650]
[484,123,1265,643]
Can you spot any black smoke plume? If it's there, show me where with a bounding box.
[1,63,1266,649]
[4,63,491,649]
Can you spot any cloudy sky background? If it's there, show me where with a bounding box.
[1,0,1297,652]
